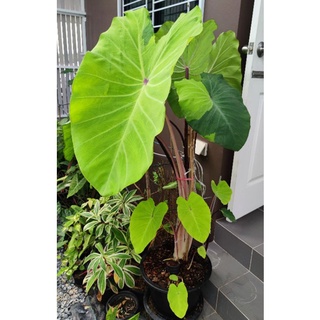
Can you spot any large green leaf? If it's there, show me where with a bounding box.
[174,79,212,121]
[70,7,203,196]
[169,20,217,117]
[187,73,251,151]
[173,20,217,82]
[205,31,242,91]
[129,198,168,254]
[176,192,211,243]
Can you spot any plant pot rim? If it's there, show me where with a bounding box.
[106,290,139,320]
[143,288,204,320]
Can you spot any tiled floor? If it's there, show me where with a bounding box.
[202,207,264,320]
[215,207,264,281]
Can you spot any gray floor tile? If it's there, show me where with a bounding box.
[200,299,223,319]
[207,241,248,288]
[254,243,264,256]
[202,278,218,309]
[215,222,252,269]
[217,291,248,320]
[251,249,264,281]
[220,272,263,320]
[216,208,264,248]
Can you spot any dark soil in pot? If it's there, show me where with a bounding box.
[142,241,211,289]
[106,291,139,320]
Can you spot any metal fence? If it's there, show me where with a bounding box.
[118,0,205,29]
[57,0,86,118]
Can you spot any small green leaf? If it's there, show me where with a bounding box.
[109,253,131,260]
[128,314,140,320]
[169,274,178,281]
[85,271,99,293]
[112,228,127,244]
[220,208,236,222]
[211,180,232,205]
[124,271,135,288]
[97,269,107,295]
[106,306,118,320]
[95,224,104,238]
[62,121,74,161]
[168,282,188,318]
[162,181,178,190]
[197,246,206,259]
[123,265,141,276]
[110,261,124,280]
[83,220,99,232]
[95,242,104,255]
[67,175,87,198]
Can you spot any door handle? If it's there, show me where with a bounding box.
[257,41,264,57]
[242,42,253,55]
[242,42,264,57]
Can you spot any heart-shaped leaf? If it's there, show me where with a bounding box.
[70,7,203,196]
[129,198,168,253]
[187,73,250,151]
[205,30,242,91]
[168,282,188,318]
[211,180,232,205]
[177,192,211,243]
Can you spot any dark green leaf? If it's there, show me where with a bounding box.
[220,208,236,222]
[188,73,250,151]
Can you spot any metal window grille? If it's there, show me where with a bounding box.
[118,0,205,29]
[57,0,86,118]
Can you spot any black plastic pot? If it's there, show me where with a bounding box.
[106,291,139,320]
[72,269,87,287]
[141,247,212,319]
[143,289,204,320]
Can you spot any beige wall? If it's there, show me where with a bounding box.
[85,0,117,50]
[204,0,242,35]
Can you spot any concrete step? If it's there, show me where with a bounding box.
[214,207,264,282]
[201,207,264,320]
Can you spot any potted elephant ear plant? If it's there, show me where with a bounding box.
[69,6,250,319]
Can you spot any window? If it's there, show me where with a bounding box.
[118,0,205,30]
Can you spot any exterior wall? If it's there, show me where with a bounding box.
[201,0,255,231]
[85,0,117,50]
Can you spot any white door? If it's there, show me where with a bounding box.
[228,0,264,220]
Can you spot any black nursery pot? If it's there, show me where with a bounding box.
[141,245,212,319]
[106,291,139,320]
[72,269,87,287]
